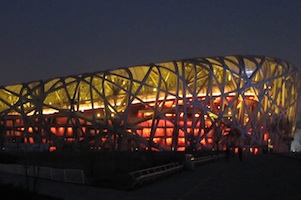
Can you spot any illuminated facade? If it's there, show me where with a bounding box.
[0,55,300,152]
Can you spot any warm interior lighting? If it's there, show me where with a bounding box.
[1,55,298,152]
[49,146,56,152]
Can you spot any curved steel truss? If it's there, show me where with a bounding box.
[0,55,300,152]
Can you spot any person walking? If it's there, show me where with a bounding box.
[238,147,243,161]
[225,146,230,161]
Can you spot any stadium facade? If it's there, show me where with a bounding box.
[0,55,300,152]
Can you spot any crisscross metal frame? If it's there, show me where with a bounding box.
[0,55,299,152]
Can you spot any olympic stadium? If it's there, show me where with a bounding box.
[0,55,300,152]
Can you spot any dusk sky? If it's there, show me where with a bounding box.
[0,0,300,86]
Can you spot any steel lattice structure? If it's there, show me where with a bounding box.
[0,55,300,152]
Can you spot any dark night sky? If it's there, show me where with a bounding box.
[0,0,300,86]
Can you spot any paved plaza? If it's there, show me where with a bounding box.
[1,153,301,200]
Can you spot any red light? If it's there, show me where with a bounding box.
[49,146,56,152]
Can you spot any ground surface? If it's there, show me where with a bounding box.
[0,183,62,200]
[1,153,301,200]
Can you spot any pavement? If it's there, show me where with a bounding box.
[1,153,301,200]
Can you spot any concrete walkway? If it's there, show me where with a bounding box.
[1,154,301,200]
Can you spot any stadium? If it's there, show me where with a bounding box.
[0,55,300,152]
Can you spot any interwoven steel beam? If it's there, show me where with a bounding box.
[0,55,300,152]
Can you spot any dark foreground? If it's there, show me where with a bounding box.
[0,183,62,200]
[1,153,301,200]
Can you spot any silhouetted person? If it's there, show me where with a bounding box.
[238,147,243,161]
[225,147,230,161]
